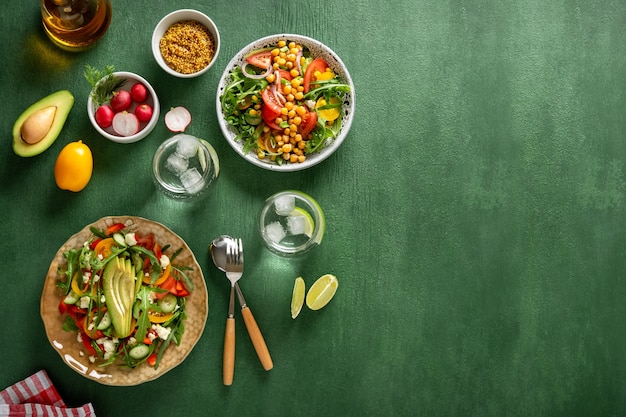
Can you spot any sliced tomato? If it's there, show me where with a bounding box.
[105,223,125,236]
[303,58,329,93]
[89,238,102,250]
[261,88,283,128]
[175,280,190,297]
[147,353,157,367]
[246,50,273,69]
[81,334,98,356]
[300,109,318,138]
[136,233,155,250]
[277,69,293,81]
[153,243,162,261]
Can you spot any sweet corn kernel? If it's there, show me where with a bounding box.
[294,92,304,100]
[278,40,287,48]
[289,154,299,163]
[290,69,299,78]
[282,143,293,153]
[298,155,306,163]
[293,116,302,125]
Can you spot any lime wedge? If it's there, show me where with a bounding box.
[305,274,338,311]
[291,191,325,244]
[289,207,315,238]
[291,277,306,319]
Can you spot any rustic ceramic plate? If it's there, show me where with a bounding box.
[40,216,208,386]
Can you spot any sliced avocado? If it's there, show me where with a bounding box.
[12,90,74,157]
[103,256,137,338]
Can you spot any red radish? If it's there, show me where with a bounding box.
[110,90,132,112]
[164,106,192,132]
[112,111,140,136]
[95,105,114,128]
[130,83,148,102]
[135,104,153,122]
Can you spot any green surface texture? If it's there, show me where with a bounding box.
[1,1,625,416]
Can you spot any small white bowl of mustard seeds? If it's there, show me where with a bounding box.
[152,9,220,78]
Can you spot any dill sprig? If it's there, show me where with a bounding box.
[84,64,126,107]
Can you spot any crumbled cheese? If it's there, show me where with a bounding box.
[125,232,137,246]
[97,253,103,260]
[79,351,84,357]
[79,296,90,309]
[82,272,90,283]
[87,321,95,331]
[100,295,106,303]
[160,254,170,269]
[149,291,158,303]
[93,274,100,283]
[152,324,171,340]
[128,337,137,346]
[88,356,96,363]
[147,332,157,342]
[77,333,83,343]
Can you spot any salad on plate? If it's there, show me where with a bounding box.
[219,38,352,166]
[55,220,194,370]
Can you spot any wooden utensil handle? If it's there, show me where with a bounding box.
[223,317,235,385]
[241,306,273,371]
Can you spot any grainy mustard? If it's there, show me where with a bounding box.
[159,20,215,74]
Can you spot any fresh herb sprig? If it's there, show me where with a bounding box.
[84,64,126,107]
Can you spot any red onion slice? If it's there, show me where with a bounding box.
[241,62,272,79]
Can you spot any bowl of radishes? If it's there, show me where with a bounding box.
[87,71,160,143]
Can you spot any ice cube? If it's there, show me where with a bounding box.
[175,134,199,158]
[165,153,189,175]
[274,195,295,215]
[179,168,205,194]
[287,215,306,235]
[264,221,286,243]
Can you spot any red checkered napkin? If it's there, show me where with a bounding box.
[0,370,95,416]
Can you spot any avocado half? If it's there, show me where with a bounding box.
[12,90,74,157]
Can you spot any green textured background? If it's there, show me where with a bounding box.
[1,0,625,416]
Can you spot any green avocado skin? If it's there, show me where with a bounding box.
[12,90,74,157]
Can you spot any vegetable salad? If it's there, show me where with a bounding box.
[57,222,194,370]
[220,39,351,165]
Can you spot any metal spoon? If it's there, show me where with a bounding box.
[210,236,273,372]
[210,235,236,385]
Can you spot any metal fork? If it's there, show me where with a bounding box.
[225,238,273,371]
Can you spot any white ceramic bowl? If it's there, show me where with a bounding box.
[216,34,356,172]
[87,72,160,144]
[152,9,220,78]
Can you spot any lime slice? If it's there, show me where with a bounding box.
[305,274,338,311]
[291,277,306,319]
[291,191,325,244]
[289,207,315,238]
[199,138,220,176]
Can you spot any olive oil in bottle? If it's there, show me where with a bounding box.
[41,0,112,51]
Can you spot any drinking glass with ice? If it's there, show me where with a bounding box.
[153,134,219,200]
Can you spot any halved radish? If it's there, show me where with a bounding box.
[164,106,192,132]
[112,111,140,137]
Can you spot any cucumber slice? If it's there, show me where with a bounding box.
[63,290,80,305]
[96,311,111,330]
[158,293,178,313]
[112,232,126,247]
[129,344,150,360]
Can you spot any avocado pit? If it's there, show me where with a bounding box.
[20,106,57,144]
